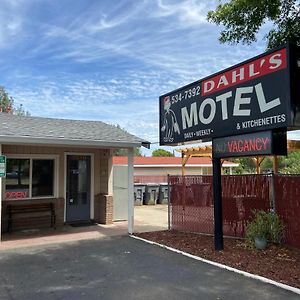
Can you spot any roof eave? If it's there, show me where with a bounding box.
[0,135,146,149]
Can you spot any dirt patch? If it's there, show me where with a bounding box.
[135,230,300,289]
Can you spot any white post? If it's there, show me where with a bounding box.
[0,144,2,243]
[107,150,113,196]
[127,148,134,234]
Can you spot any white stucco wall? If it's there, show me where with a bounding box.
[133,166,212,176]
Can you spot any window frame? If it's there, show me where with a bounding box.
[4,154,59,200]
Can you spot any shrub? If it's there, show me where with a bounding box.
[246,210,285,248]
[268,211,285,244]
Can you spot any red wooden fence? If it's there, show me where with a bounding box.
[169,174,300,248]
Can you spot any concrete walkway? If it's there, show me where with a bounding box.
[0,205,168,250]
[134,204,168,232]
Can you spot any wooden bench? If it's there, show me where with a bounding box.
[7,203,56,233]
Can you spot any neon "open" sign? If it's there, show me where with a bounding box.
[5,191,29,199]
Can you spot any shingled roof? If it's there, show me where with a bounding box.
[0,113,150,148]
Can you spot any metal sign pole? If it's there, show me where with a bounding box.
[212,155,223,250]
[167,174,171,230]
[0,145,2,243]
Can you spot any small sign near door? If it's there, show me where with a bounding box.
[0,155,6,177]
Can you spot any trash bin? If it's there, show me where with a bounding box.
[158,183,169,204]
[144,184,159,205]
[134,184,146,206]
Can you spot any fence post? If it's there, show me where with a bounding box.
[270,171,276,212]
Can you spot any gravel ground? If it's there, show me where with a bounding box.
[136,230,300,289]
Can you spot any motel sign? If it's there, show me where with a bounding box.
[159,44,300,146]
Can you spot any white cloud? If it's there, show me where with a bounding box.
[9,71,163,139]
[154,0,213,26]
[0,1,24,47]
[0,0,262,82]
[1,0,288,155]
[87,2,144,32]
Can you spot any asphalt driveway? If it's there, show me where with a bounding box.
[0,236,298,300]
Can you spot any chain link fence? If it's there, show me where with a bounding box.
[274,175,300,248]
[168,174,300,248]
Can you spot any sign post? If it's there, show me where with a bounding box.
[159,43,300,250]
[212,156,223,250]
[0,149,3,243]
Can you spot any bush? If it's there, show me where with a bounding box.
[268,211,285,244]
[246,210,285,248]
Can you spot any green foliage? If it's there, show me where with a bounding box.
[207,0,300,49]
[246,210,285,248]
[268,212,286,243]
[266,0,300,48]
[0,86,30,116]
[259,153,300,174]
[260,157,275,173]
[231,157,256,174]
[152,149,174,157]
[280,152,300,174]
[231,153,300,174]
[114,147,142,156]
[0,86,14,113]
[246,210,270,241]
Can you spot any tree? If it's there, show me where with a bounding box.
[280,152,300,174]
[0,86,30,116]
[114,147,142,156]
[14,104,30,116]
[207,0,300,49]
[231,157,256,174]
[152,149,174,157]
[234,153,300,174]
[112,124,143,156]
[260,157,275,173]
[0,86,13,113]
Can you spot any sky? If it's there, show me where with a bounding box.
[1,0,299,155]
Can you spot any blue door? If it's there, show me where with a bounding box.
[66,155,91,222]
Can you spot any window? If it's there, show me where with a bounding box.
[32,160,54,197]
[5,158,55,200]
[5,159,30,199]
